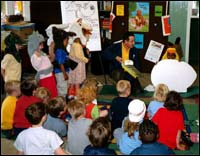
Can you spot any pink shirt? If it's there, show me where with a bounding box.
[31,53,52,79]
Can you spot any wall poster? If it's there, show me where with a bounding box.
[128,2,149,32]
[60,1,101,51]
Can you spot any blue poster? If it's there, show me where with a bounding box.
[134,34,144,49]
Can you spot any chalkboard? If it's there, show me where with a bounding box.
[60,1,102,51]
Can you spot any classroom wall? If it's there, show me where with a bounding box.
[168,1,188,61]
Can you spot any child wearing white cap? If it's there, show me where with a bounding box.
[113,99,146,155]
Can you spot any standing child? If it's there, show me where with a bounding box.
[65,99,92,155]
[147,83,169,119]
[52,27,76,98]
[130,119,174,155]
[152,91,186,150]
[84,117,116,155]
[13,78,41,137]
[28,31,58,98]
[114,99,146,155]
[43,96,67,140]
[1,80,21,139]
[68,37,89,97]
[1,32,23,83]
[77,85,108,120]
[14,102,70,155]
[110,80,132,133]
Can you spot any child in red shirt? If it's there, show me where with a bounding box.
[152,91,186,150]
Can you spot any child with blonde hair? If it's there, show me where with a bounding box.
[68,37,89,98]
[1,80,21,139]
[77,85,108,120]
[114,99,146,155]
[65,99,92,155]
[34,87,51,104]
[110,80,132,132]
[81,77,98,104]
[147,83,169,119]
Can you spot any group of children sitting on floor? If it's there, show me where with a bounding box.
[1,76,196,155]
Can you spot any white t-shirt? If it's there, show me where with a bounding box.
[14,126,63,155]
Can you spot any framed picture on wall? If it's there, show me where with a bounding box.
[128,2,150,32]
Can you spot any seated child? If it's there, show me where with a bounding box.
[13,78,41,137]
[110,80,132,133]
[65,99,92,155]
[1,80,21,139]
[14,102,70,155]
[162,47,180,60]
[43,96,67,140]
[152,91,186,150]
[147,83,169,119]
[130,119,174,155]
[81,77,99,104]
[114,99,146,155]
[34,87,51,104]
[77,85,108,120]
[84,117,116,155]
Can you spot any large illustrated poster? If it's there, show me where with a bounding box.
[128,2,149,32]
[60,1,101,51]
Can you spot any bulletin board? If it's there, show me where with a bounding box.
[60,1,102,51]
[111,1,169,73]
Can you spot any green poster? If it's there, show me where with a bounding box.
[155,5,163,17]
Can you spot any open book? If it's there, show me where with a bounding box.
[121,61,141,78]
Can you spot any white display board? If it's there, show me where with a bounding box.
[144,40,164,63]
[60,1,101,51]
[151,59,197,93]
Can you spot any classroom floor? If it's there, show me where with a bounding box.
[1,64,199,155]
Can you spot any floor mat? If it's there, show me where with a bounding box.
[99,85,199,98]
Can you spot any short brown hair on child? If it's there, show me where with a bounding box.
[87,117,111,147]
[153,84,169,102]
[164,91,183,110]
[46,96,66,118]
[34,87,51,103]
[21,78,38,96]
[67,99,85,120]
[116,80,131,95]
[25,102,46,125]
[4,80,21,95]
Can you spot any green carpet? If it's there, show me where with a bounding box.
[99,85,199,98]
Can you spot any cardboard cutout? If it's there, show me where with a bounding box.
[151,60,197,93]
